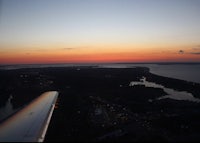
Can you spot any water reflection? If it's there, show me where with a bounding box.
[0,95,15,121]
[129,77,200,103]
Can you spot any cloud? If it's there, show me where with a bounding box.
[193,45,200,51]
[63,48,75,50]
[189,52,200,55]
[178,50,184,54]
[190,45,200,55]
[176,46,200,55]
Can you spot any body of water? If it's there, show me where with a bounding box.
[1,63,200,83]
[0,63,200,123]
[0,95,16,121]
[146,64,200,84]
[129,77,200,102]
[98,63,200,84]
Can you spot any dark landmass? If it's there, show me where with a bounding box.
[115,62,200,65]
[0,67,200,142]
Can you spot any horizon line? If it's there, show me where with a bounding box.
[1,61,200,66]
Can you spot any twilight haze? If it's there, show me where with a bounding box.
[0,0,200,64]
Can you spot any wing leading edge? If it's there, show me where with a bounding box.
[0,91,59,142]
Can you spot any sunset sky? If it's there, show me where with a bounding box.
[0,0,200,64]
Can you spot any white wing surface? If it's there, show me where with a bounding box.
[0,91,58,142]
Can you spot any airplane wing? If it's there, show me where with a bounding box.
[0,91,58,142]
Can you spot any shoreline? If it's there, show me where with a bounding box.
[0,66,200,141]
[1,63,200,84]
[0,66,200,107]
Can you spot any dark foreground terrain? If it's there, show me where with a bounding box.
[0,66,200,142]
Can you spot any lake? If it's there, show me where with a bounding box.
[98,63,200,84]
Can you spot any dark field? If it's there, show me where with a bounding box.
[0,67,200,142]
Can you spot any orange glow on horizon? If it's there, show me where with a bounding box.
[1,0,200,65]
[1,47,200,64]
[0,43,199,64]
